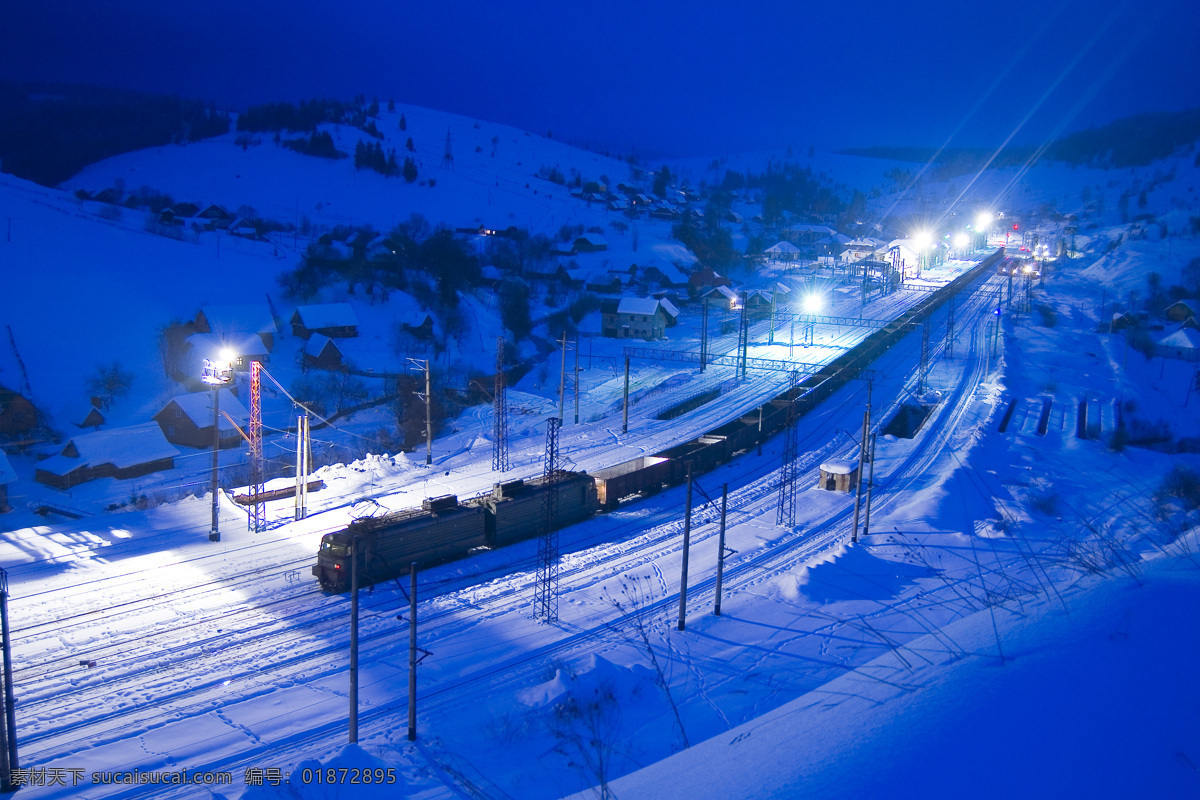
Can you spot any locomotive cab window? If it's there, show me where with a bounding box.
[321,542,349,556]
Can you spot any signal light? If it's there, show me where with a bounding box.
[1013,224,1019,230]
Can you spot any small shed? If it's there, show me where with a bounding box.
[765,241,802,262]
[818,459,859,492]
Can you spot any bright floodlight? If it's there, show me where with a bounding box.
[953,232,970,250]
[976,212,992,228]
[801,293,824,314]
[914,231,932,251]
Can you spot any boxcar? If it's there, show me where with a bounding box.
[312,494,487,591]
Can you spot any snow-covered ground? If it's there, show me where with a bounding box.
[2,106,1200,798]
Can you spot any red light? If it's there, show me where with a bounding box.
[1013,224,1019,230]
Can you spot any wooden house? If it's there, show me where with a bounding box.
[765,241,802,262]
[0,450,15,512]
[154,389,249,449]
[1165,301,1197,323]
[35,423,180,489]
[1155,327,1200,362]
[75,406,106,430]
[600,297,676,340]
[573,234,609,253]
[303,335,348,371]
[290,303,360,340]
[699,285,740,312]
[196,304,278,351]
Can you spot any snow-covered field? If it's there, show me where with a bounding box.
[2,105,1200,798]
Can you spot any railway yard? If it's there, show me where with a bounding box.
[0,246,1139,799]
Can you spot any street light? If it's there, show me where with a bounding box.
[953,232,969,258]
[976,212,992,250]
[202,350,234,542]
[801,292,825,314]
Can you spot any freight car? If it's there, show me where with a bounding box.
[475,471,599,547]
[314,249,1006,591]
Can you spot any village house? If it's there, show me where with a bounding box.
[572,234,609,253]
[195,304,278,351]
[154,389,249,449]
[699,285,740,312]
[0,450,15,512]
[303,335,348,371]
[290,303,360,340]
[186,332,270,376]
[764,241,802,262]
[35,423,180,489]
[1165,300,1197,323]
[600,297,678,340]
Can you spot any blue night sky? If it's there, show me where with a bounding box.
[3,0,1197,157]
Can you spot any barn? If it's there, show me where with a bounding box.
[35,424,180,489]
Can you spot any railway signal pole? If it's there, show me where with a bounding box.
[408,564,418,741]
[294,411,310,520]
[737,292,749,381]
[248,361,265,532]
[777,370,800,527]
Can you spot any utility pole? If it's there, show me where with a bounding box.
[0,569,17,793]
[699,299,709,372]
[409,358,432,465]
[946,295,956,359]
[349,536,359,744]
[294,411,309,520]
[210,385,221,542]
[851,408,869,543]
[557,332,568,422]
[573,334,580,425]
[622,356,630,434]
[737,292,749,381]
[713,484,728,616]
[677,463,693,632]
[407,563,418,741]
[768,292,776,345]
[861,434,877,538]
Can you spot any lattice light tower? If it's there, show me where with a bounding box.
[493,337,510,472]
[534,417,562,622]
[776,369,800,527]
[248,360,265,532]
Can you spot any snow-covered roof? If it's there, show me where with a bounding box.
[785,223,836,234]
[765,241,801,255]
[821,459,858,475]
[161,389,249,429]
[292,303,359,330]
[187,332,268,358]
[200,304,277,335]
[0,450,15,485]
[39,423,180,476]
[575,234,609,248]
[1157,328,1200,350]
[617,297,663,316]
[304,333,342,357]
[702,285,739,301]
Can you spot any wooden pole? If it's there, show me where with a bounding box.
[622,356,630,434]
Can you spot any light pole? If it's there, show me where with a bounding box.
[202,352,234,542]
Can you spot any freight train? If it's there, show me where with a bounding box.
[312,249,1005,592]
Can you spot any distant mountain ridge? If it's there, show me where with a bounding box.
[840,106,1200,173]
[0,82,231,186]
